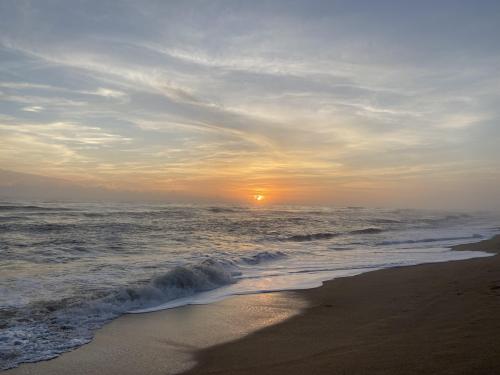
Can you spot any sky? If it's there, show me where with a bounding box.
[0,0,499,208]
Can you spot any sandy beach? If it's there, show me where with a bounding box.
[185,235,500,375]
[5,235,500,375]
[3,2,500,374]
[4,292,306,375]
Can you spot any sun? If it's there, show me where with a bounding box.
[253,194,265,202]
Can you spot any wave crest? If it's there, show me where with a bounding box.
[377,234,482,246]
[349,228,384,235]
[240,251,287,264]
[280,228,384,242]
[0,251,288,370]
[283,232,339,242]
[0,205,72,211]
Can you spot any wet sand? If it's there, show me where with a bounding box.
[185,235,500,375]
[6,236,500,375]
[5,293,306,375]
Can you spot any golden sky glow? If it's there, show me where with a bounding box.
[0,2,500,208]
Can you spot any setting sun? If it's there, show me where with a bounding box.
[254,194,265,202]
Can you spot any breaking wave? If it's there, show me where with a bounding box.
[0,251,286,370]
[240,251,287,264]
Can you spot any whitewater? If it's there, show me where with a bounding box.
[0,202,498,370]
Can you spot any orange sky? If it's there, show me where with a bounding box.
[1,2,500,208]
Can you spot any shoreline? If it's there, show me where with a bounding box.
[184,234,500,374]
[4,290,307,375]
[5,235,500,374]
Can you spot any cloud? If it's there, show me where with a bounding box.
[0,1,499,207]
[90,87,127,99]
[22,105,44,112]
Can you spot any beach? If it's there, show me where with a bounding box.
[4,292,307,375]
[5,235,500,375]
[186,235,500,375]
[2,2,499,373]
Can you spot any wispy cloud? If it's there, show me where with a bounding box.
[0,0,499,206]
[22,105,44,112]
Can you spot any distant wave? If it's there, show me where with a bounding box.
[0,215,27,222]
[0,250,286,370]
[369,218,401,224]
[377,234,482,246]
[0,221,154,234]
[349,227,384,235]
[207,207,240,213]
[284,232,340,242]
[281,228,383,242]
[0,204,73,211]
[417,214,472,226]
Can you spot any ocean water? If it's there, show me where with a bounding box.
[0,202,498,370]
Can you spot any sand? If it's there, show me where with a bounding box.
[185,235,500,375]
[5,293,305,375]
[5,236,500,375]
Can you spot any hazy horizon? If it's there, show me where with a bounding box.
[1,1,499,208]
[0,168,497,211]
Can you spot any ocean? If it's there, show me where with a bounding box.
[0,202,498,370]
